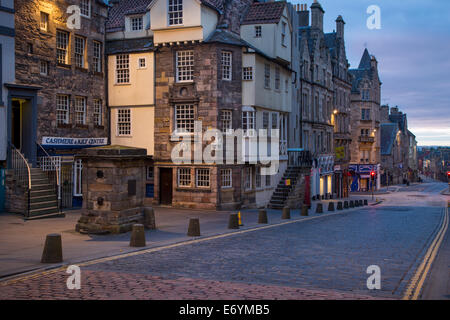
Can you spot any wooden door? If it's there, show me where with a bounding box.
[159,168,173,205]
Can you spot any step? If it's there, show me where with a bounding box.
[25,212,65,221]
[30,189,56,197]
[31,184,54,191]
[30,200,59,210]
[31,178,50,185]
[30,194,58,203]
[28,206,60,217]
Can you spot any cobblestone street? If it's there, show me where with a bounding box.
[0,182,448,300]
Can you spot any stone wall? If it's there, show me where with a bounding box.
[14,0,109,144]
[4,170,28,214]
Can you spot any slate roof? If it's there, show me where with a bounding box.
[201,0,224,13]
[298,26,314,57]
[358,48,372,69]
[348,48,374,93]
[107,0,153,32]
[106,37,154,55]
[204,28,248,47]
[381,123,399,155]
[324,32,337,58]
[241,1,286,25]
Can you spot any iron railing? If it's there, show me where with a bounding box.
[36,142,62,213]
[9,144,31,217]
[288,149,312,167]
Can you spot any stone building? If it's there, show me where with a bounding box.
[297,1,335,200]
[324,15,352,199]
[349,48,381,192]
[105,0,155,206]
[7,0,109,214]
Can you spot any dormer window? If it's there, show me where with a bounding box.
[168,0,183,26]
[131,16,143,31]
[255,26,262,38]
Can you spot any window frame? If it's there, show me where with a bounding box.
[221,168,232,189]
[40,60,49,76]
[264,63,271,89]
[40,12,49,32]
[92,41,102,73]
[220,109,233,133]
[176,50,194,82]
[221,51,232,81]
[196,168,210,188]
[174,104,195,135]
[80,0,91,18]
[255,26,262,38]
[74,35,86,68]
[131,16,144,31]
[74,96,87,125]
[242,67,253,80]
[117,108,132,136]
[56,95,70,125]
[177,168,192,187]
[56,30,69,65]
[116,54,130,84]
[168,0,183,26]
[93,99,103,126]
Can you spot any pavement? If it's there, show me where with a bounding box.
[0,194,372,278]
[0,182,448,300]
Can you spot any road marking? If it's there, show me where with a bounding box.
[0,205,371,286]
[402,207,449,300]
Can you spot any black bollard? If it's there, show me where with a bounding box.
[130,224,146,247]
[41,233,63,263]
[258,210,268,224]
[282,207,291,220]
[350,200,355,208]
[337,202,343,210]
[328,202,335,212]
[228,214,239,229]
[344,201,349,209]
[364,199,368,206]
[187,218,201,237]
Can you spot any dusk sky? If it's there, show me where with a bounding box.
[291,0,450,146]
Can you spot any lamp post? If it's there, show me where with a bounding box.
[371,171,375,200]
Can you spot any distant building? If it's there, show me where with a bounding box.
[349,48,382,192]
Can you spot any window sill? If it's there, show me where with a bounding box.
[176,187,211,193]
[57,123,72,129]
[75,66,88,73]
[57,63,71,69]
[94,125,105,130]
[93,71,104,77]
[75,124,88,129]
[114,83,131,86]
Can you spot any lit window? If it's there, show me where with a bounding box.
[40,60,48,76]
[175,104,195,134]
[40,12,49,31]
[220,110,232,132]
[176,50,194,82]
[168,0,183,26]
[221,51,232,81]
[264,64,270,88]
[116,54,130,83]
[75,97,86,125]
[131,16,143,31]
[74,36,86,68]
[56,95,69,125]
[56,30,69,64]
[243,67,253,80]
[196,169,210,188]
[80,0,91,17]
[255,26,261,37]
[117,109,131,136]
[93,41,102,72]
[93,99,102,126]
[221,169,232,188]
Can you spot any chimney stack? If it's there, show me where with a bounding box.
[311,0,324,31]
[297,3,309,27]
[336,15,345,39]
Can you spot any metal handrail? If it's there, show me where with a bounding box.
[9,144,31,190]
[36,142,60,187]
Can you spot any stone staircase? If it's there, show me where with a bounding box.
[27,168,61,219]
[268,166,305,209]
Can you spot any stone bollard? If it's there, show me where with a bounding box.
[328,202,335,212]
[344,201,349,209]
[41,234,63,263]
[130,224,146,247]
[301,205,309,216]
[143,207,156,230]
[282,207,291,219]
[187,218,201,237]
[349,201,354,208]
[364,199,368,206]
[337,202,343,211]
[228,214,239,229]
[258,210,268,224]
[316,203,323,214]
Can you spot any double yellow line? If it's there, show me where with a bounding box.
[402,207,449,300]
